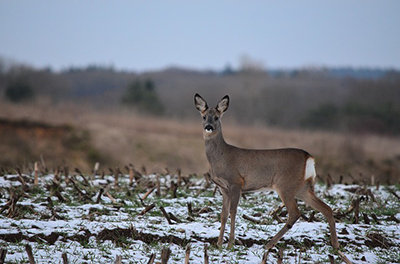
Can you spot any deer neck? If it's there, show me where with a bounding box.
[204,130,228,165]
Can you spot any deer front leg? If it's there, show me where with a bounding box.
[227,185,241,248]
[218,189,230,247]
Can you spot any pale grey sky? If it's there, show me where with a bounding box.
[1,1,399,71]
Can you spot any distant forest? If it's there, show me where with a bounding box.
[1,57,399,135]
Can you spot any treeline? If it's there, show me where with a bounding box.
[0,57,399,135]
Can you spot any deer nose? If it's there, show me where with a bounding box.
[204,124,214,133]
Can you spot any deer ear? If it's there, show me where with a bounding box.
[217,95,229,115]
[194,93,208,113]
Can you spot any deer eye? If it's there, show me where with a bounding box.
[202,115,206,120]
[214,116,219,121]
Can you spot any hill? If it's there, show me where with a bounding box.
[1,61,399,135]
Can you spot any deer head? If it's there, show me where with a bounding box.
[194,93,229,137]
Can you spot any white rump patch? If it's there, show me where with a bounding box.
[305,157,316,180]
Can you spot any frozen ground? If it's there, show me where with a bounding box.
[0,172,399,263]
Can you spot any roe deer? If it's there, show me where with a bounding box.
[194,93,339,250]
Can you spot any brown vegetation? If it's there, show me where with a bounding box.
[0,115,99,170]
[0,101,399,184]
[0,60,399,182]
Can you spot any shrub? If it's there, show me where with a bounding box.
[5,79,34,103]
[121,79,164,115]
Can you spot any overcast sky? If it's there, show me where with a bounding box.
[1,1,399,72]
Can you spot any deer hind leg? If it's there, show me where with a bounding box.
[266,192,301,249]
[296,187,339,249]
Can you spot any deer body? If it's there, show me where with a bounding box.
[206,140,313,193]
[194,94,339,250]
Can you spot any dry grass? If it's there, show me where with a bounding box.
[1,101,399,183]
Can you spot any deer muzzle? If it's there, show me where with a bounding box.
[204,124,214,134]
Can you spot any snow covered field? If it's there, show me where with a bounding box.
[0,172,399,263]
